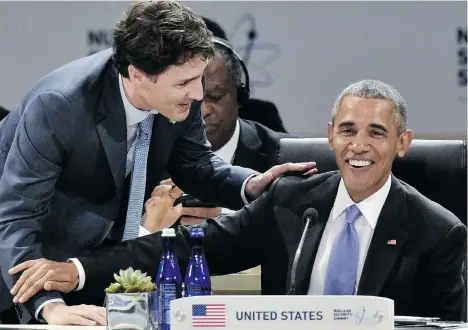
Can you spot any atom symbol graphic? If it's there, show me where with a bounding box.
[227,13,281,94]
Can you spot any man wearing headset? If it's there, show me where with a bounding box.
[201,16,289,134]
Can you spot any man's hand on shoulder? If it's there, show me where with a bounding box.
[42,302,106,326]
[9,258,79,303]
[245,162,318,200]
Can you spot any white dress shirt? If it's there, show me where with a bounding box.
[119,76,159,177]
[213,119,240,164]
[307,174,392,295]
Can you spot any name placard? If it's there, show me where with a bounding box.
[170,295,394,330]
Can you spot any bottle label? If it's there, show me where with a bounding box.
[185,284,212,297]
[185,284,202,297]
[158,283,177,328]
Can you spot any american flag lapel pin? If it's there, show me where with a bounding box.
[387,239,397,245]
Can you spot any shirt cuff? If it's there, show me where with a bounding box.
[139,225,152,237]
[241,174,257,205]
[221,208,236,215]
[67,258,85,291]
[35,298,65,321]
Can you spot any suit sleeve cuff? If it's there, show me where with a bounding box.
[139,225,152,237]
[35,298,65,321]
[67,258,85,291]
[241,174,257,205]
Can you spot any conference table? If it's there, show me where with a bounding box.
[0,269,464,330]
[0,325,466,330]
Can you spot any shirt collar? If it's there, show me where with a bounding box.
[213,119,240,164]
[331,174,392,229]
[119,74,158,128]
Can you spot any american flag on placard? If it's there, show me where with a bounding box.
[192,304,226,328]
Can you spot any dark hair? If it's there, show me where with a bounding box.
[201,16,227,40]
[112,0,215,78]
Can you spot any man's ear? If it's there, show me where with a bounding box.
[328,122,335,151]
[396,129,413,157]
[128,65,144,83]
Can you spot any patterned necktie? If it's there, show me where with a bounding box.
[122,114,154,241]
[323,204,361,295]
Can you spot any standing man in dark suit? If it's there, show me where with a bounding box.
[0,1,315,325]
[14,79,465,321]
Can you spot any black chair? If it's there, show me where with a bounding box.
[274,137,467,321]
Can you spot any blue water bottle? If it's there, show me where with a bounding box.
[156,228,183,330]
[184,227,212,296]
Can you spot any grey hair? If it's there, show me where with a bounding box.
[212,42,243,88]
[331,79,408,134]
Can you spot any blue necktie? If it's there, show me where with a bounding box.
[323,204,361,295]
[122,115,154,241]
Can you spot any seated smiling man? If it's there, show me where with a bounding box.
[11,80,467,321]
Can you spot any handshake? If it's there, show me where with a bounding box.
[7,179,222,325]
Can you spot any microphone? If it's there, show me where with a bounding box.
[287,208,319,295]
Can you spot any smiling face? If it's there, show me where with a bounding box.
[328,95,413,202]
[126,56,208,122]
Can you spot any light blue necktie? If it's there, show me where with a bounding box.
[323,204,361,295]
[122,115,154,241]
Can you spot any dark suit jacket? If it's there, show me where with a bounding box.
[79,171,467,321]
[0,48,255,322]
[0,107,8,122]
[232,119,294,173]
[239,98,288,133]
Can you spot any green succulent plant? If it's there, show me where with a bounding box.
[105,267,156,293]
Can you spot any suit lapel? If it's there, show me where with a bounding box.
[96,65,127,203]
[357,175,410,296]
[290,173,341,294]
[144,114,178,199]
[232,120,264,168]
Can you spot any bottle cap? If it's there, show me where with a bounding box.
[162,228,176,237]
